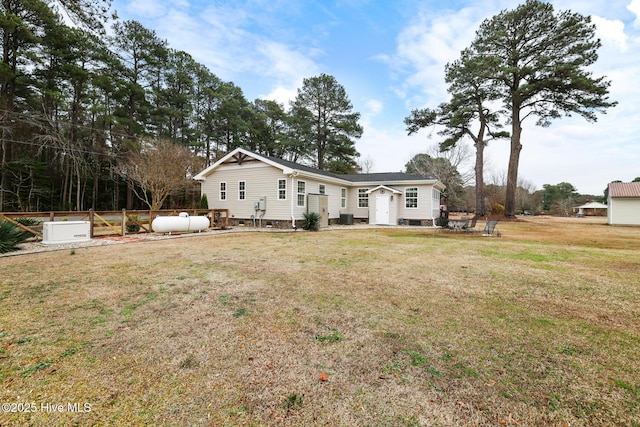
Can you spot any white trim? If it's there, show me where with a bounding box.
[238,180,246,201]
[366,185,403,195]
[297,180,306,207]
[405,187,418,209]
[194,147,295,180]
[278,178,287,201]
[358,188,369,208]
[219,181,227,201]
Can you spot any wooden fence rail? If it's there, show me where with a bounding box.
[0,209,229,240]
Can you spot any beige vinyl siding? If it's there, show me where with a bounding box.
[297,179,345,220]
[397,185,435,220]
[323,182,347,219]
[609,198,640,225]
[201,163,359,221]
[343,188,368,217]
[201,162,291,220]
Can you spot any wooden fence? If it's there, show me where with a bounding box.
[0,209,229,240]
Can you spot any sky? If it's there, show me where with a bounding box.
[111,0,640,195]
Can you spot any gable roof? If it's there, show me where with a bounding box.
[576,201,607,209]
[194,147,445,189]
[609,181,640,198]
[366,185,403,194]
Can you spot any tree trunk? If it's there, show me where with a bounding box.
[127,182,134,210]
[505,111,523,218]
[475,138,487,219]
[0,134,7,211]
[92,162,99,210]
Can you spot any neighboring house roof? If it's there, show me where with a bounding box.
[576,201,608,209]
[609,181,640,198]
[194,147,445,189]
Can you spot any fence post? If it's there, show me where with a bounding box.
[122,209,126,236]
[89,209,94,238]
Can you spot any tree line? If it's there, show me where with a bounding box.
[0,1,362,212]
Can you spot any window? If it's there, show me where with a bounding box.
[358,188,369,208]
[432,188,441,205]
[278,179,287,200]
[297,180,306,207]
[219,182,227,201]
[405,187,418,208]
[341,188,347,208]
[238,181,246,200]
[319,184,326,195]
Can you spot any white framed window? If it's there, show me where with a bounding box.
[297,180,306,207]
[278,179,287,200]
[432,188,440,204]
[219,182,227,201]
[238,181,246,200]
[358,188,369,208]
[341,188,347,208]
[405,187,418,208]
[319,184,326,195]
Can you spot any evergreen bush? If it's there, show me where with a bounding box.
[0,219,37,253]
[302,212,321,231]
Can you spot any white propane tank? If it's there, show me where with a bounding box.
[152,212,210,233]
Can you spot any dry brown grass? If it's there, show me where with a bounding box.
[1,217,639,426]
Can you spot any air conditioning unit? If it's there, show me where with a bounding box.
[340,213,354,225]
[42,221,91,245]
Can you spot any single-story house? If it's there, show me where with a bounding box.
[607,181,640,226]
[573,201,608,216]
[193,147,445,229]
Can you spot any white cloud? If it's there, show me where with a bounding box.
[365,99,383,116]
[357,125,421,173]
[385,5,494,108]
[628,0,640,27]
[592,16,628,51]
[261,85,298,106]
[124,0,168,18]
[256,41,320,81]
[130,2,321,100]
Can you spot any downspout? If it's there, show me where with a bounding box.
[290,171,299,230]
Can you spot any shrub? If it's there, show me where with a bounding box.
[302,212,321,231]
[491,203,505,215]
[199,194,209,210]
[436,217,449,227]
[126,215,141,233]
[0,219,36,253]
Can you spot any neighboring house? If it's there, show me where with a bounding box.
[193,147,445,228]
[607,181,640,226]
[573,201,608,217]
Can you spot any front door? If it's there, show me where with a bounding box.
[375,194,390,225]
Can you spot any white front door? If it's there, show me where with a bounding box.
[375,194,390,224]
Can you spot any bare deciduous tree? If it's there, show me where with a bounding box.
[359,155,375,173]
[118,139,202,210]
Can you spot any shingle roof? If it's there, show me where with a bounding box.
[195,147,442,186]
[264,155,436,182]
[262,155,343,180]
[609,181,640,198]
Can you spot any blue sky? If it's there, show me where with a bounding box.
[112,0,640,195]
